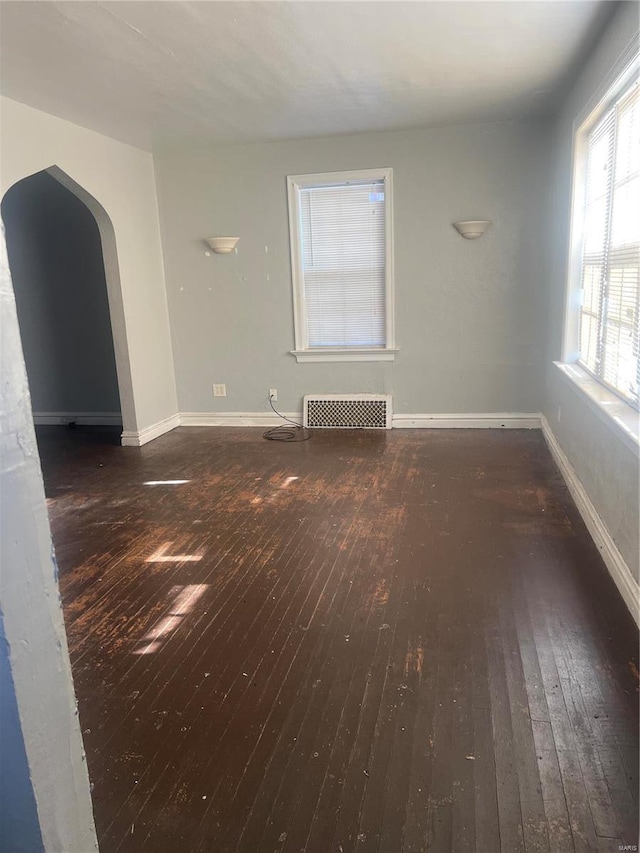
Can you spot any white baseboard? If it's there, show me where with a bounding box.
[541,415,639,626]
[392,413,541,429]
[179,411,540,429]
[33,411,122,426]
[121,413,181,447]
[180,411,303,427]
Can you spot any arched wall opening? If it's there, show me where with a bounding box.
[1,165,136,438]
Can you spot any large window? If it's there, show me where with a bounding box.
[287,169,396,363]
[577,75,639,406]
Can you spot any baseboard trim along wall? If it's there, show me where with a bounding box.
[178,411,542,429]
[541,415,639,626]
[32,411,122,426]
[179,412,301,427]
[392,413,541,429]
[121,413,181,447]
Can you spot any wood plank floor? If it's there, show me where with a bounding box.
[37,425,639,853]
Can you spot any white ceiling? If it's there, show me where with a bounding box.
[0,1,613,151]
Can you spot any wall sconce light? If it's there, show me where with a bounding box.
[205,236,239,254]
[452,220,491,240]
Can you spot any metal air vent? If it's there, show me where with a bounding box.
[303,395,392,429]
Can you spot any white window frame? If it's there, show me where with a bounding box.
[287,168,397,363]
[560,48,639,455]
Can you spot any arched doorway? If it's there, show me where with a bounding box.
[1,165,135,440]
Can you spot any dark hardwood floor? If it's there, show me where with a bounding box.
[37,425,639,853]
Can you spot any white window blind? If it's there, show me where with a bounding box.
[298,179,386,348]
[579,78,640,405]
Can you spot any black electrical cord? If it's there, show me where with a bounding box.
[263,396,312,442]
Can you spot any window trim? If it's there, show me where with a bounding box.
[287,167,396,363]
[562,50,639,411]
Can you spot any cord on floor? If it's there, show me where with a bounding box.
[263,396,312,442]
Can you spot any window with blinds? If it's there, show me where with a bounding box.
[579,78,639,405]
[287,169,395,361]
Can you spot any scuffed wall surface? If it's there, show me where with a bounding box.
[0,226,98,851]
[546,371,639,582]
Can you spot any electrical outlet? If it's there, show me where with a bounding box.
[213,384,226,397]
[269,388,278,402]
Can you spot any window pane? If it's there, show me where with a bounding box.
[602,320,638,401]
[579,310,600,373]
[299,180,386,348]
[610,176,639,248]
[578,77,640,405]
[614,83,639,181]
[602,261,640,401]
[582,264,602,316]
[586,121,613,202]
[583,196,608,256]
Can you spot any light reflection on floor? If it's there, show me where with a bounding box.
[134,584,208,655]
[143,480,191,486]
[280,476,299,489]
[145,542,203,563]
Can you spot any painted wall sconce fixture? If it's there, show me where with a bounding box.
[452,220,491,239]
[205,236,239,254]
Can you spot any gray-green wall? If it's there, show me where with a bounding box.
[154,119,550,416]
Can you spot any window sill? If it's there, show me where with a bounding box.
[553,362,639,459]
[291,348,398,363]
